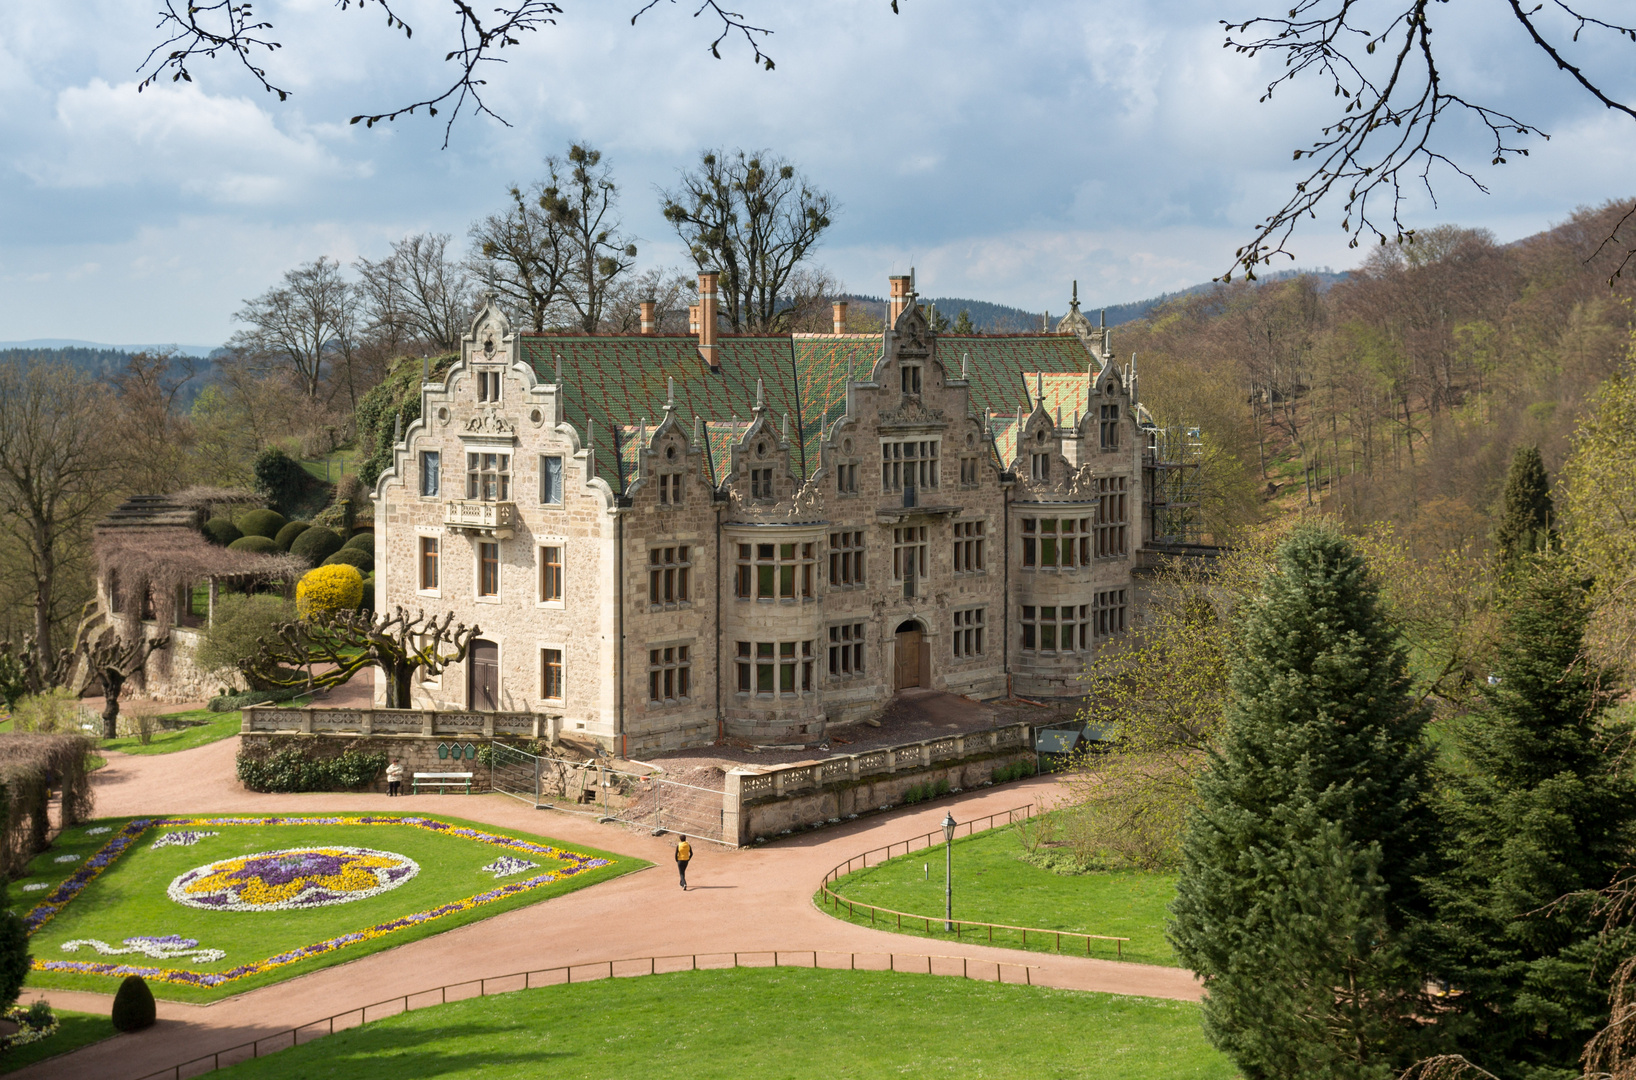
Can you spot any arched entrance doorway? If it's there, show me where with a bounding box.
[894,619,925,691]
[468,638,499,710]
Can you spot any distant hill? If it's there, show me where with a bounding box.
[0,338,218,356]
[0,346,210,408]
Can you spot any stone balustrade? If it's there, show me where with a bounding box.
[242,706,553,740]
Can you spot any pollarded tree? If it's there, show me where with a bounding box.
[1170,524,1435,1080]
[1493,444,1556,571]
[1417,554,1635,1079]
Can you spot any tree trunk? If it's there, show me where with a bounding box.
[384,662,414,710]
[101,670,124,739]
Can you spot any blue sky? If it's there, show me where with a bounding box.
[1,0,1632,345]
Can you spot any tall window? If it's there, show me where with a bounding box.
[828,623,865,677]
[540,455,563,504]
[658,473,684,505]
[881,439,939,493]
[829,531,865,589]
[953,520,986,573]
[467,452,511,501]
[893,526,928,594]
[1020,604,1091,653]
[478,542,500,597]
[750,468,775,499]
[1094,589,1128,636]
[835,462,858,494]
[419,537,440,591]
[1021,517,1091,569]
[649,546,692,607]
[959,455,980,486]
[952,608,985,658]
[735,542,815,600]
[1100,402,1120,449]
[1030,451,1050,482]
[420,451,441,496]
[539,545,563,604]
[540,648,564,701]
[1096,477,1128,558]
[900,362,922,395]
[648,645,691,703]
[477,369,501,402]
[736,640,814,695]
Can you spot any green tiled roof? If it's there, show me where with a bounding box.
[516,331,1100,491]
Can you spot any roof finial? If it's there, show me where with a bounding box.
[555,353,563,383]
[781,412,789,439]
[586,417,594,447]
[1043,311,1049,333]
[693,413,703,443]
[755,378,765,411]
[640,417,648,446]
[1071,280,1080,311]
[1036,370,1044,404]
[666,377,676,413]
[984,408,992,435]
[909,266,917,299]
[1099,308,1106,329]
[961,351,969,380]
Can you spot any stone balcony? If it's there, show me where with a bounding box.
[443,499,516,538]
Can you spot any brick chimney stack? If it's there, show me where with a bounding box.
[832,301,848,335]
[887,275,912,327]
[639,301,656,335]
[697,271,720,368]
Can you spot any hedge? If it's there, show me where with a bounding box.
[227,535,279,554]
[236,746,388,793]
[322,546,373,573]
[202,518,242,546]
[289,525,344,564]
[273,520,311,552]
[236,508,288,539]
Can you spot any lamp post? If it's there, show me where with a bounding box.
[941,812,956,932]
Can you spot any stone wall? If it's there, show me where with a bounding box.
[238,731,501,793]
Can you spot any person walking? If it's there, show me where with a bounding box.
[386,759,404,797]
[675,835,692,890]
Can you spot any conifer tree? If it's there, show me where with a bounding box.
[1171,524,1434,1080]
[1419,554,1634,1079]
[1494,444,1555,570]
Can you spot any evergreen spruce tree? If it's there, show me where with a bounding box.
[952,309,976,335]
[1171,524,1434,1080]
[1420,553,1634,1080]
[1494,445,1556,570]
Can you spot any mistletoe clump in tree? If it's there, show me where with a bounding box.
[239,606,480,710]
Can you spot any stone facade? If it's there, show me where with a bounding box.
[373,276,1165,756]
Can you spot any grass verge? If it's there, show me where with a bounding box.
[22,813,645,1003]
[210,967,1228,1080]
[821,821,1179,966]
[101,710,243,755]
[0,1009,115,1074]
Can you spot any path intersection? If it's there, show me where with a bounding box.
[18,736,1199,1080]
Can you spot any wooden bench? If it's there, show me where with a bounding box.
[412,771,473,795]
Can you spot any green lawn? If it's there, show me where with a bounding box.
[823,823,1179,966]
[22,814,645,1003]
[101,710,243,755]
[0,1010,115,1074]
[210,967,1229,1080]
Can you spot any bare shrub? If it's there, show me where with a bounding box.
[11,689,80,734]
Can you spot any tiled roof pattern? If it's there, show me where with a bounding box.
[517,331,1100,491]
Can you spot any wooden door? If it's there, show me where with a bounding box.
[894,629,923,690]
[468,639,499,711]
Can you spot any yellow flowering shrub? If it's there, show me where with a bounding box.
[296,564,364,618]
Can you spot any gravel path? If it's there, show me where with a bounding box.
[17,732,1198,1080]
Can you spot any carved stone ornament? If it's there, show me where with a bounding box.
[464,407,516,435]
[878,398,949,430]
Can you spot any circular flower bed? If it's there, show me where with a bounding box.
[168,847,419,912]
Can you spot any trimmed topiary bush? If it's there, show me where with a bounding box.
[202,518,242,546]
[273,520,311,551]
[342,531,375,555]
[322,546,373,573]
[111,975,156,1032]
[296,564,364,617]
[254,447,312,516]
[289,525,344,565]
[359,573,376,614]
[236,508,288,539]
[227,535,279,555]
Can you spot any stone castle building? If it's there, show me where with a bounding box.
[373,273,1186,756]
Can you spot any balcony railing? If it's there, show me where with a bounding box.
[444,500,516,538]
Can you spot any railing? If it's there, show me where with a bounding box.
[135,950,1036,1080]
[442,499,516,537]
[732,723,1032,804]
[818,805,1133,961]
[243,706,546,739]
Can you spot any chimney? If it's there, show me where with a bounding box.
[697,271,720,368]
[832,301,848,335]
[887,275,912,327]
[688,305,700,335]
[640,301,656,335]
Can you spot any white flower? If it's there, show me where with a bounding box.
[479,856,539,878]
[151,831,218,850]
[61,935,226,964]
[84,827,111,836]
[21,883,50,893]
[52,855,79,864]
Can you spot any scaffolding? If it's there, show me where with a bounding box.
[1146,424,1205,545]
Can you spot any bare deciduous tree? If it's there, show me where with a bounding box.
[662,148,837,332]
[229,257,358,400]
[356,233,476,352]
[470,177,576,333]
[112,350,198,495]
[557,145,638,334]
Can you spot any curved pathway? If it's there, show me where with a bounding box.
[19,735,1199,1080]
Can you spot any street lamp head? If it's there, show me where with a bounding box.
[941,813,956,843]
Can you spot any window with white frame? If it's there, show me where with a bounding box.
[648,645,691,703]
[734,542,815,600]
[539,545,564,604]
[540,648,564,701]
[648,545,692,608]
[419,536,440,592]
[1096,477,1128,557]
[828,623,865,677]
[952,608,985,658]
[881,439,939,493]
[477,542,501,597]
[735,640,815,695]
[540,455,563,504]
[953,520,986,573]
[477,369,502,402]
[420,451,441,496]
[1020,604,1091,653]
[1021,517,1092,569]
[828,531,865,589]
[1094,589,1128,637]
[466,452,510,501]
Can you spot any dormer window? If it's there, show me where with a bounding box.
[1100,403,1120,450]
[477,370,501,402]
[900,363,922,395]
[1031,452,1050,482]
[750,468,775,499]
